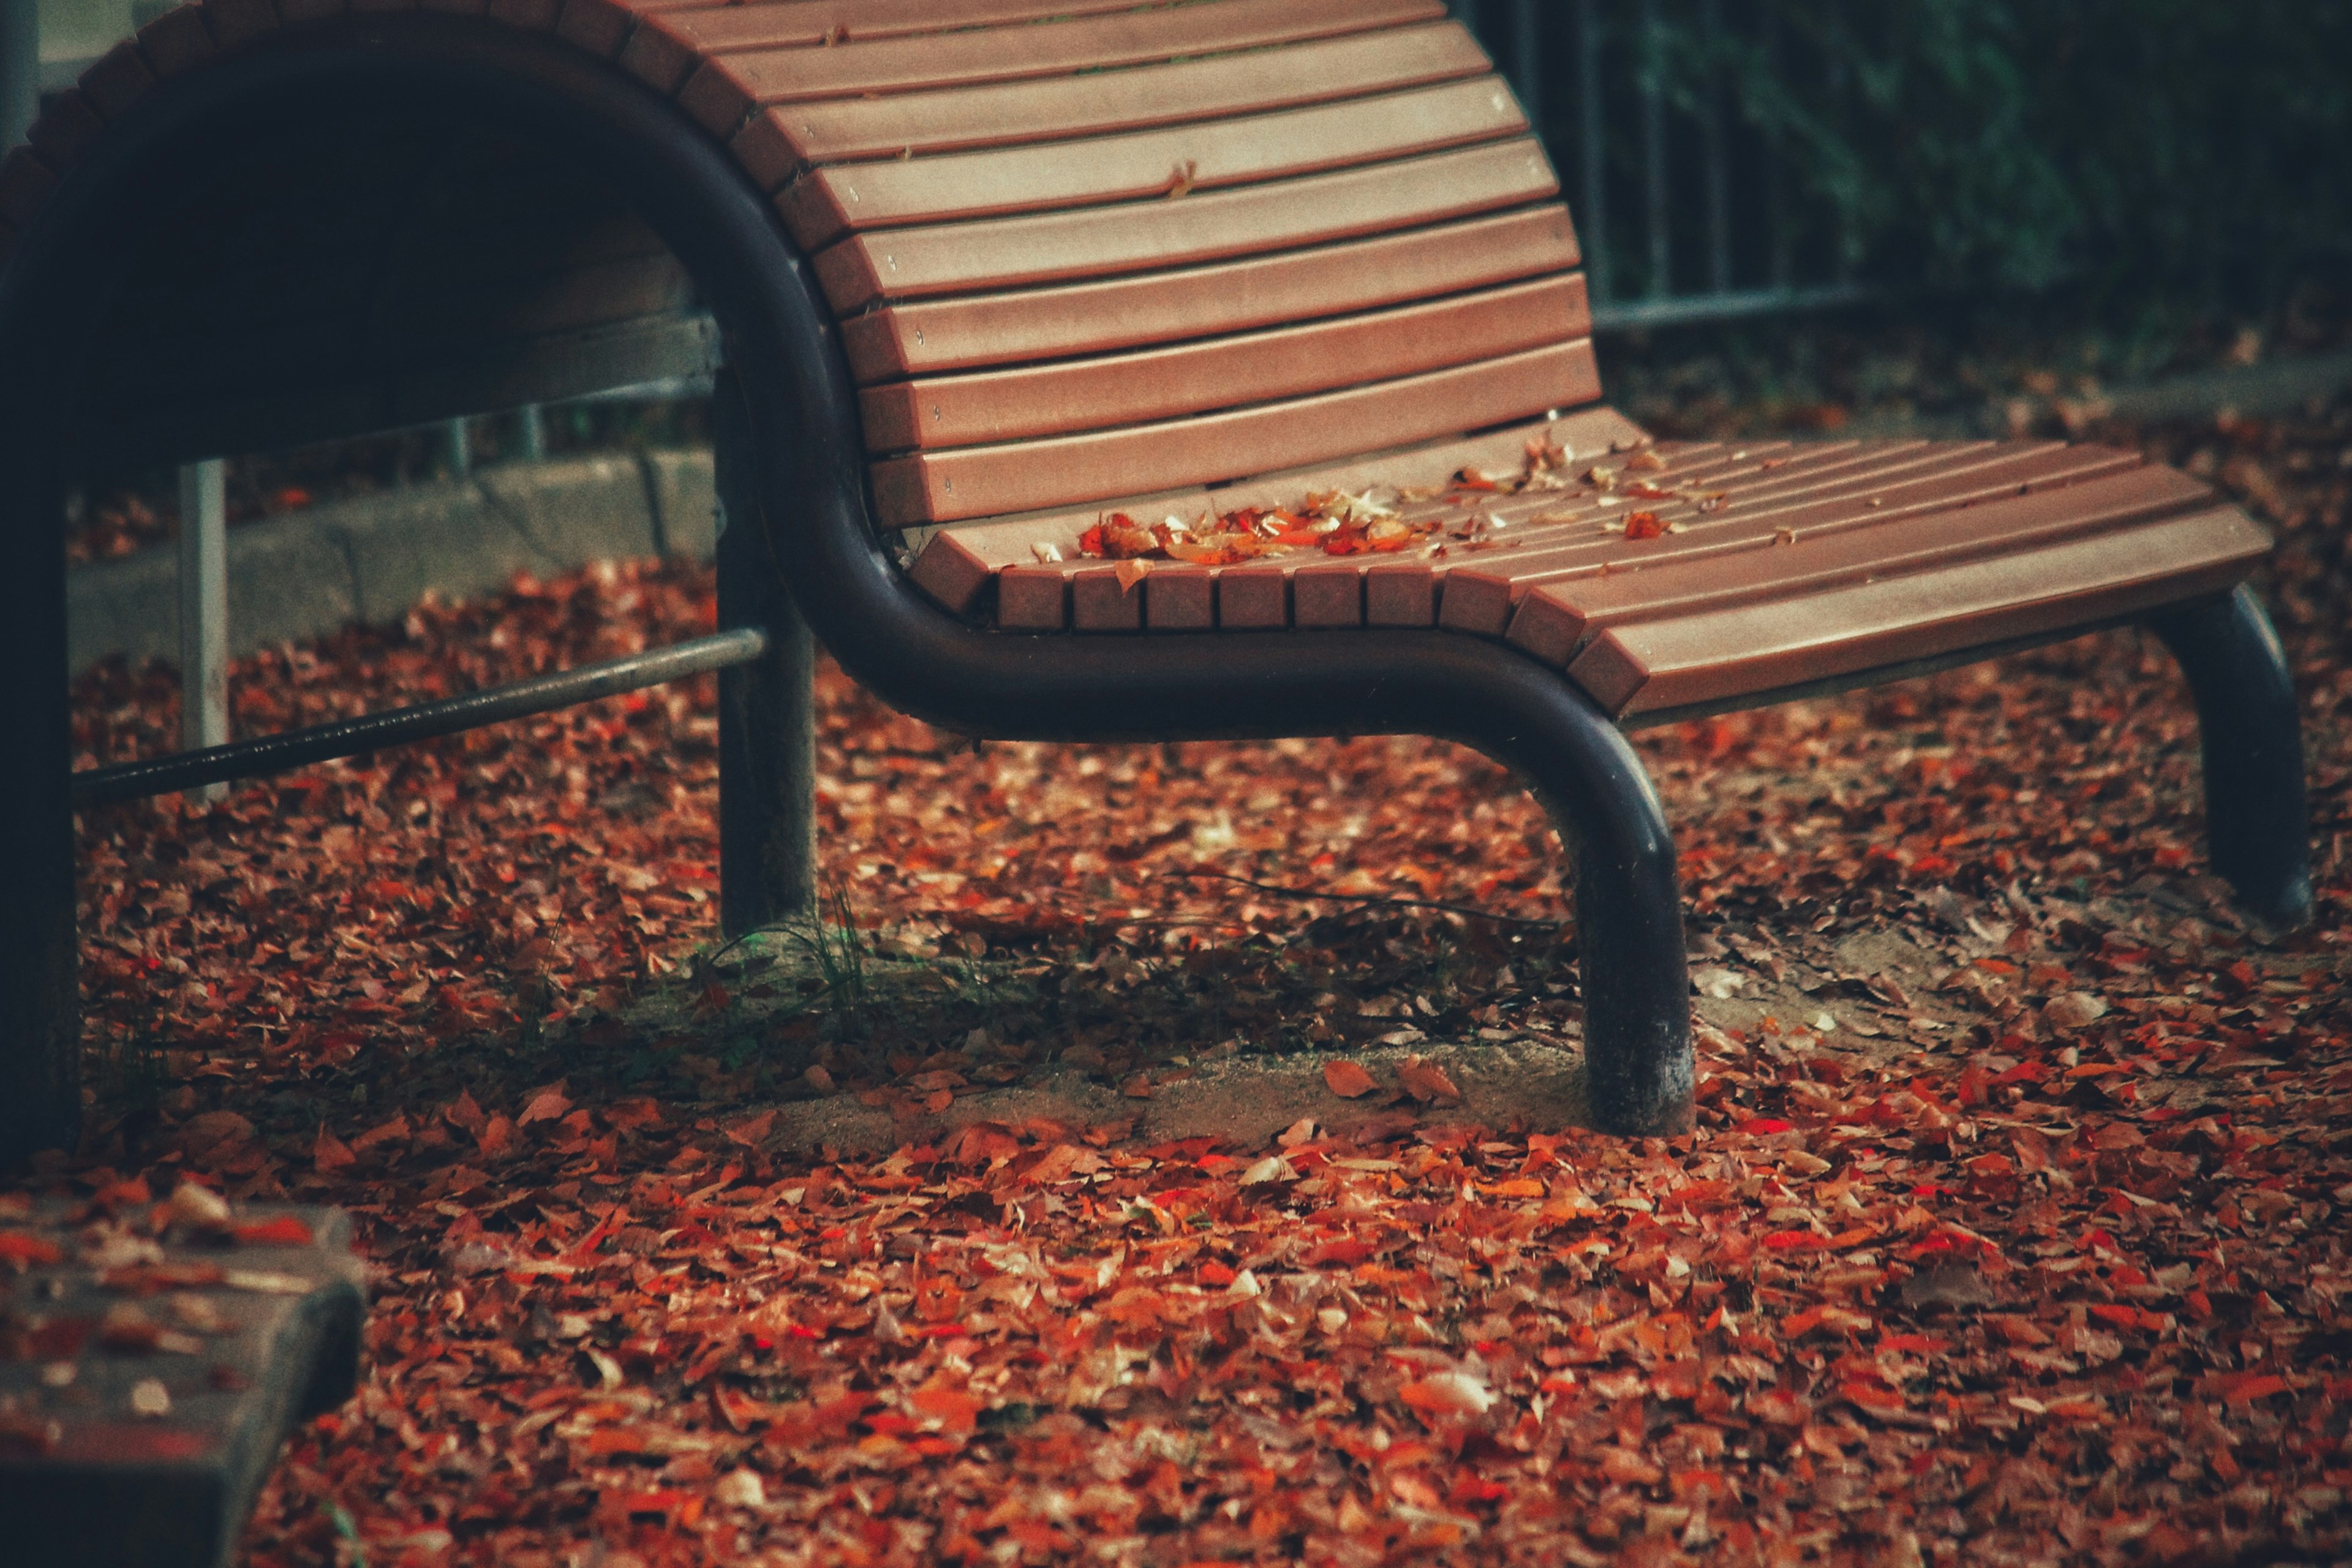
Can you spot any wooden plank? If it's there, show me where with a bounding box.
[1434,440,2082,636]
[136,7,219,80]
[29,91,106,171]
[0,149,58,229]
[624,0,1164,95]
[870,341,1597,526]
[1508,460,2205,666]
[813,138,1559,311]
[859,277,1586,454]
[1209,404,1646,514]
[732,23,1490,181]
[839,207,1577,383]
[556,0,710,61]
[780,78,1525,247]
[1569,507,2269,717]
[79,41,158,121]
[679,0,1446,137]
[202,0,281,48]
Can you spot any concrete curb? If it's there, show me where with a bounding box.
[67,450,717,676]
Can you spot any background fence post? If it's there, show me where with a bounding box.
[712,368,818,938]
[1639,0,1670,300]
[0,0,35,151]
[1575,0,1609,303]
[178,458,228,804]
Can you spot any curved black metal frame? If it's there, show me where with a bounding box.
[2146,584,2313,929]
[0,16,1695,1159]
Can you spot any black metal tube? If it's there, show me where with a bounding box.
[2144,585,2313,928]
[71,627,765,807]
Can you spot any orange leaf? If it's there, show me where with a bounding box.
[2222,1373,2291,1404]
[1322,1060,1378,1099]
[312,1126,356,1174]
[234,1216,314,1248]
[911,1383,986,1433]
[1623,510,1665,540]
[1396,1055,1461,1104]
[518,1085,571,1126]
[0,1232,64,1267]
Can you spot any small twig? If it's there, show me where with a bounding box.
[1168,870,1562,930]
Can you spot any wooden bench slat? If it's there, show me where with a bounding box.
[1569,506,2270,718]
[1434,440,2067,635]
[733,23,1490,180]
[860,276,1585,454]
[622,0,1189,94]
[904,411,1645,627]
[780,78,1526,247]
[1509,459,2199,665]
[812,139,1558,311]
[872,340,1597,526]
[839,207,1576,383]
[556,0,719,61]
[678,0,1445,137]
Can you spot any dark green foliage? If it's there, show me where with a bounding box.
[1469,1,2351,303]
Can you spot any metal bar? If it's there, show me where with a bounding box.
[443,416,473,477]
[713,368,818,932]
[1763,6,1793,290]
[1702,0,1731,295]
[176,459,229,805]
[1640,0,1670,299]
[1,0,37,149]
[72,626,766,806]
[1588,280,1879,333]
[516,404,547,461]
[1510,0,1540,141]
[1576,0,1608,303]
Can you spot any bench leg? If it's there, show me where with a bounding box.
[1510,688,1695,1137]
[713,369,818,938]
[0,465,82,1165]
[2144,584,2313,928]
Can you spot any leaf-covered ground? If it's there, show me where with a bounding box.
[28,393,2352,1566]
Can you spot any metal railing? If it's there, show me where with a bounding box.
[1454,0,1877,332]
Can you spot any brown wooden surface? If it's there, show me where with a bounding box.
[872,342,1598,527]
[732,23,1488,181]
[778,78,1526,248]
[899,414,1636,628]
[812,138,1558,311]
[1570,507,2269,717]
[201,0,279,48]
[1508,461,2196,667]
[859,278,1586,454]
[837,208,1577,383]
[676,0,1444,135]
[622,0,1172,97]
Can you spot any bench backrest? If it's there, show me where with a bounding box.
[0,1,1596,511]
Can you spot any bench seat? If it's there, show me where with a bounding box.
[907,421,2269,719]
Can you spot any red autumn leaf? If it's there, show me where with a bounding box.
[475,1114,514,1159]
[910,1383,986,1432]
[518,1085,571,1126]
[312,1125,357,1173]
[1322,1060,1378,1098]
[1395,1054,1461,1103]
[1623,510,1666,540]
[0,1232,65,1267]
[235,1216,315,1247]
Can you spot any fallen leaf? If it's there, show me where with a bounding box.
[1322,1060,1378,1098]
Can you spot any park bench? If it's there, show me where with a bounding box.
[0,0,2310,1166]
